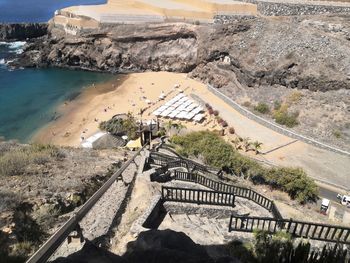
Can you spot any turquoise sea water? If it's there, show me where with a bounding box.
[0,0,106,23]
[0,44,112,142]
[0,0,113,142]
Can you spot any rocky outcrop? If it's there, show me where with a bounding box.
[17,17,350,92]
[18,23,198,73]
[0,23,48,41]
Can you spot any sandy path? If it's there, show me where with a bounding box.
[34,71,349,190]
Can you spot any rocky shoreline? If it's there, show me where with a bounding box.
[0,23,48,41]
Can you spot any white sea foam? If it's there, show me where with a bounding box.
[8,41,26,49]
[0,58,5,65]
[0,41,26,56]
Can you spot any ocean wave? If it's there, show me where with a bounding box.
[0,41,26,56]
[0,41,26,49]
[0,58,5,65]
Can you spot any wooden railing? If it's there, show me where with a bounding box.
[161,186,235,207]
[173,171,283,220]
[148,152,283,221]
[229,215,350,244]
[149,151,215,174]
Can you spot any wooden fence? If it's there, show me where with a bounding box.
[161,186,235,207]
[149,152,215,174]
[173,170,283,220]
[229,215,350,244]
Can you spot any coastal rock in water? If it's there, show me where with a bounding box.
[0,23,48,41]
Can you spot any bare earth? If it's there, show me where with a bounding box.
[33,72,350,190]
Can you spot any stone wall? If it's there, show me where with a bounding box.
[255,1,350,16]
[215,0,350,18]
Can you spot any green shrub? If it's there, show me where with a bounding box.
[273,100,282,110]
[99,112,138,139]
[254,230,293,261]
[229,230,349,263]
[273,106,299,128]
[265,167,319,203]
[171,131,235,168]
[254,102,270,114]
[171,131,318,203]
[332,130,342,139]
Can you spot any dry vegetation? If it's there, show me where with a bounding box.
[0,141,125,262]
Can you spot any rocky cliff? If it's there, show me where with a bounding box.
[18,16,350,92]
[0,23,48,41]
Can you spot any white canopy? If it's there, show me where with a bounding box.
[81,132,107,148]
[191,107,204,114]
[176,111,188,119]
[157,105,168,112]
[168,110,180,118]
[193,113,205,122]
[186,104,197,111]
[160,109,172,117]
[184,112,196,120]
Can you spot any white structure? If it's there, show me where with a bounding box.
[81,132,107,148]
[152,93,205,122]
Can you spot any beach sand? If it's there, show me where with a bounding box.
[33,72,211,147]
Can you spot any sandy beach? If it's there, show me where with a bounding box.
[33,72,211,147]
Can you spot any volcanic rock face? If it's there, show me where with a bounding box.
[18,16,350,92]
[0,23,48,41]
[20,23,198,73]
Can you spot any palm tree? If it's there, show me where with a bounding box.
[231,137,242,150]
[242,137,252,152]
[252,141,263,154]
